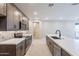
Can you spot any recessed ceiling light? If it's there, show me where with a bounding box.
[59,17,63,20]
[72,3,79,5]
[45,17,49,20]
[48,3,54,7]
[23,17,27,20]
[33,12,38,15]
[75,17,79,19]
[34,17,39,20]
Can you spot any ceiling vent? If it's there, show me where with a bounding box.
[48,3,54,7]
[72,3,79,5]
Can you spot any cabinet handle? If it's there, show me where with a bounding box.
[0,53,9,55]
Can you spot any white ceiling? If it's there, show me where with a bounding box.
[15,3,79,20]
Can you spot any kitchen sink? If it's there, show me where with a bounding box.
[51,36,60,39]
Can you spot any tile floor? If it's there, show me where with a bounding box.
[25,38,52,56]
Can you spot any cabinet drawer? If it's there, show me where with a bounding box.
[0,45,16,56]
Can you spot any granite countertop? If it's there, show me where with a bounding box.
[47,34,79,56]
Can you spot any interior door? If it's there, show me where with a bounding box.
[33,21,40,39]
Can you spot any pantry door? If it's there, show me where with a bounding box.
[33,22,40,39]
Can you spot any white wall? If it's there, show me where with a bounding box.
[40,20,62,38]
[40,20,76,39]
[61,20,75,38]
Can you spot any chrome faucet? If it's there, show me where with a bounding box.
[55,30,61,39]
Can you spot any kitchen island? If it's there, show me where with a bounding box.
[0,34,32,56]
[46,34,79,56]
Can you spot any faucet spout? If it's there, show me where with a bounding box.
[55,30,61,39]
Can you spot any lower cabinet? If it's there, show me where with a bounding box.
[46,36,71,56]
[25,36,32,53]
[0,36,32,56]
[16,36,32,56]
[16,45,21,56]
[46,36,54,55]
[0,45,16,56]
[61,49,71,56]
[16,40,25,56]
[53,43,61,56]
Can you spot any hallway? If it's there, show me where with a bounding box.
[25,38,52,56]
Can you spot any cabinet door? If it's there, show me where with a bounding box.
[61,49,71,56]
[16,40,25,56]
[16,46,21,56]
[50,40,54,55]
[0,3,6,16]
[7,4,22,31]
[20,41,25,56]
[25,36,32,53]
[26,19,29,30]
[19,13,23,21]
[28,36,32,47]
[46,36,51,50]
[54,43,61,56]
[0,45,16,56]
[7,4,15,30]
[20,15,29,30]
[14,8,20,30]
[46,36,54,55]
[46,36,50,47]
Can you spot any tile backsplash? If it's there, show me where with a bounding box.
[0,30,31,42]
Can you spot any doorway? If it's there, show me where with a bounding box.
[33,21,40,39]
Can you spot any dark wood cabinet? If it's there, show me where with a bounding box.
[61,49,71,56]
[0,3,29,31]
[0,35,32,56]
[0,40,25,56]
[0,45,16,56]
[25,36,32,53]
[46,36,54,55]
[7,4,15,30]
[16,36,32,56]
[16,45,21,56]
[46,36,71,56]
[7,4,24,31]
[21,40,25,55]
[53,43,61,56]
[0,17,7,31]
[16,40,25,56]
[0,3,6,16]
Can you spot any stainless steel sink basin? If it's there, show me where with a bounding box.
[51,36,60,39]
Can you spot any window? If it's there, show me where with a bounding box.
[75,23,79,39]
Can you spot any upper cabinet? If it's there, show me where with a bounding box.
[13,10,20,30]
[19,15,29,30]
[0,3,29,31]
[0,3,6,16]
[7,4,15,30]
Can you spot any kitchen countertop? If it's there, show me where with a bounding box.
[0,38,25,45]
[0,34,32,45]
[23,34,32,38]
[23,34,32,37]
[47,34,79,56]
